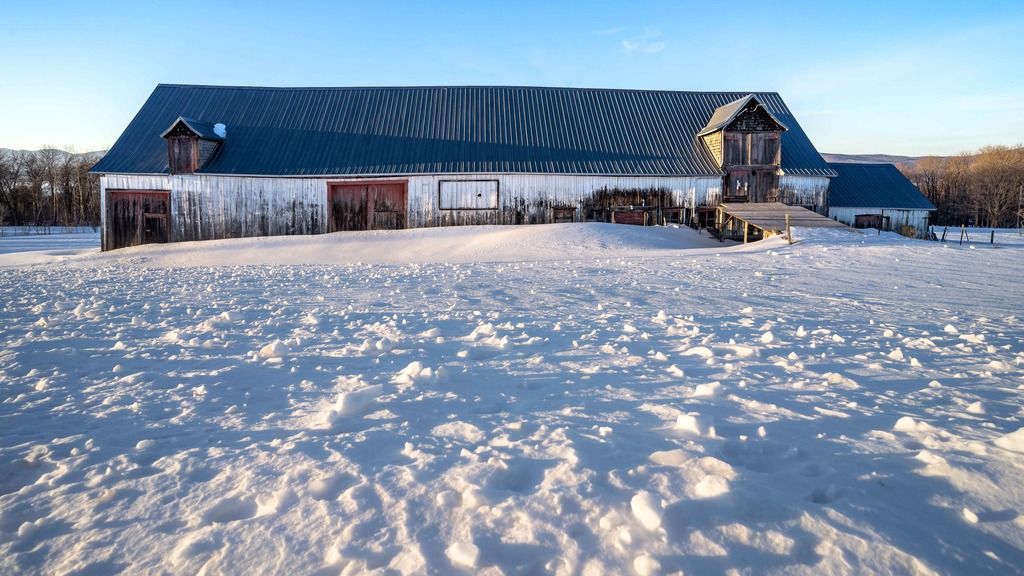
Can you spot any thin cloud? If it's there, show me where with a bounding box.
[595,27,623,36]
[621,28,666,54]
[622,40,666,54]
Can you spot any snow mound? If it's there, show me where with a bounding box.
[694,474,731,498]
[392,361,447,386]
[893,416,934,433]
[631,491,663,531]
[258,340,290,359]
[994,427,1024,453]
[318,377,383,428]
[676,412,716,437]
[445,541,479,568]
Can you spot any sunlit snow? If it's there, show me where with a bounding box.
[1,223,1022,574]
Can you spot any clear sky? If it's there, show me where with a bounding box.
[1,0,1022,156]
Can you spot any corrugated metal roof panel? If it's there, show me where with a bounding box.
[92,85,836,178]
[827,163,936,210]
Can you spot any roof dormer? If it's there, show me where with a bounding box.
[698,95,787,169]
[160,117,225,174]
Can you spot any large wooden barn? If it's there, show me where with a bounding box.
[91,84,840,250]
[826,162,936,237]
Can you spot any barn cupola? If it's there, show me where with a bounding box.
[160,117,225,174]
[698,94,789,203]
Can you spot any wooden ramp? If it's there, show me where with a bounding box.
[717,203,852,243]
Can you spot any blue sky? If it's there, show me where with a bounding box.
[1,0,1022,155]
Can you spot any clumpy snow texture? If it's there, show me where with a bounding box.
[1,223,1023,574]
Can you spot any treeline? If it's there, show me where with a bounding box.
[0,148,102,227]
[2,144,1022,230]
[900,145,1024,228]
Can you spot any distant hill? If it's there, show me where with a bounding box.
[1,147,105,162]
[821,152,959,171]
[821,153,917,164]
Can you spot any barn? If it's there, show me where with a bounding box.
[90,84,838,250]
[826,162,936,237]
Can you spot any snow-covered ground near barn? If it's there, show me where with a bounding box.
[930,226,1024,247]
[0,226,99,256]
[1,223,1022,575]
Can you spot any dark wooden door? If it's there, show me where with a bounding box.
[330,182,407,232]
[725,169,779,203]
[724,170,751,202]
[329,184,369,231]
[106,190,170,250]
[369,183,407,229]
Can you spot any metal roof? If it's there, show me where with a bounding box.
[92,85,836,178]
[159,117,224,142]
[827,163,936,210]
[697,94,788,137]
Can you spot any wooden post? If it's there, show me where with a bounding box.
[785,214,792,244]
[991,230,995,244]
[743,221,749,244]
[960,225,966,245]
[941,227,947,242]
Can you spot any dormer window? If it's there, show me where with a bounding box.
[160,117,225,174]
[697,94,787,169]
[698,95,788,203]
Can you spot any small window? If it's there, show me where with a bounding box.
[439,180,499,210]
[724,133,743,165]
[756,134,779,165]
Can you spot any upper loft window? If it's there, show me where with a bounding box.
[439,180,499,210]
[698,94,787,169]
[724,132,780,166]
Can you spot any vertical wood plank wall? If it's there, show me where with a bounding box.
[779,176,830,212]
[102,173,725,245]
[98,173,847,248]
[827,206,932,237]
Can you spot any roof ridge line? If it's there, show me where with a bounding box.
[154,83,781,96]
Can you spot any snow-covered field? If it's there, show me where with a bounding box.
[0,227,99,256]
[1,223,1022,575]
[930,226,1024,247]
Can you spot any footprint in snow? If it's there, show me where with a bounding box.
[200,496,257,525]
[309,471,358,501]
[808,484,844,505]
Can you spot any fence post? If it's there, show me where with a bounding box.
[991,230,995,244]
[785,214,792,244]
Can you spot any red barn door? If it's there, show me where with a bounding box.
[105,190,170,250]
[329,181,407,231]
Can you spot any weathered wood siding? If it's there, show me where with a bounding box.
[100,175,173,251]
[405,174,722,227]
[780,175,830,213]
[174,176,325,241]
[100,173,723,249]
[700,132,723,166]
[727,103,784,132]
[828,206,932,237]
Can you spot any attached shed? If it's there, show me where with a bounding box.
[826,163,936,238]
[91,85,836,250]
